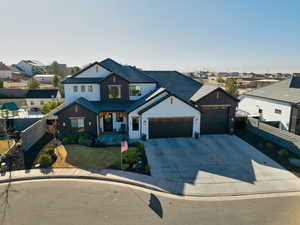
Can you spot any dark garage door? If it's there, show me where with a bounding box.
[200,106,229,134]
[149,117,193,138]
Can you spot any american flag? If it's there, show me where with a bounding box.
[121,141,128,153]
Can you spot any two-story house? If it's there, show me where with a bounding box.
[55,58,238,140]
[239,74,300,135]
[16,60,45,77]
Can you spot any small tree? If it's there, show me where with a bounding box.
[27,78,40,89]
[50,61,60,75]
[217,76,225,83]
[40,101,58,114]
[53,75,60,87]
[0,79,4,88]
[225,78,238,95]
[70,66,81,75]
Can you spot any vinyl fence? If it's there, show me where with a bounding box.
[20,118,47,151]
[246,117,300,156]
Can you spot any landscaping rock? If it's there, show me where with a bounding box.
[289,158,300,168]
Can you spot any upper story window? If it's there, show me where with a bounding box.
[81,85,86,92]
[132,117,139,131]
[129,85,141,96]
[275,109,282,114]
[88,85,93,92]
[73,86,78,92]
[108,85,121,99]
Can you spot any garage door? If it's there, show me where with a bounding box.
[149,117,193,138]
[200,106,229,134]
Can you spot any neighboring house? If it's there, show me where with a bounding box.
[46,63,67,76]
[16,60,45,77]
[33,74,55,84]
[0,62,12,79]
[0,89,62,111]
[239,74,300,135]
[55,58,238,140]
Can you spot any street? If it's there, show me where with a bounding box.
[0,180,299,225]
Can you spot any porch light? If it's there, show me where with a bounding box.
[63,122,66,127]
[143,120,147,125]
[89,121,92,126]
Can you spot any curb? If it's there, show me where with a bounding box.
[2,175,300,201]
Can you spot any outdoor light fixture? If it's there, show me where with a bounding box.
[89,121,92,126]
[144,120,146,125]
[63,122,66,127]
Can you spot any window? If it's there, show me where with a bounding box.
[258,109,263,114]
[30,101,34,105]
[73,86,78,92]
[275,109,282,114]
[132,117,139,131]
[129,85,141,96]
[81,85,86,92]
[88,85,93,92]
[40,100,44,105]
[116,112,124,122]
[108,85,121,99]
[70,118,85,132]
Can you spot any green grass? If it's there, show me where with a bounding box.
[54,144,138,170]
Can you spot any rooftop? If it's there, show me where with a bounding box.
[0,89,59,99]
[245,75,300,104]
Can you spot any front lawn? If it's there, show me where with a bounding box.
[53,144,126,169]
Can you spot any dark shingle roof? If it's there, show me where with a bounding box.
[26,89,59,99]
[62,77,104,84]
[0,89,28,99]
[0,89,59,99]
[57,97,138,114]
[245,76,300,104]
[99,58,157,83]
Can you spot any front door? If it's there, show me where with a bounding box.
[103,113,113,132]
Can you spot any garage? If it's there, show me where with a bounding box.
[148,117,193,138]
[200,106,229,134]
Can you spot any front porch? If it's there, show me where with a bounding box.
[97,111,128,136]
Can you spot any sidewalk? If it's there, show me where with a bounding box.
[1,168,300,197]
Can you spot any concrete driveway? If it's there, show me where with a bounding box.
[144,135,300,196]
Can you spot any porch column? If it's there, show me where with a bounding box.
[96,115,100,137]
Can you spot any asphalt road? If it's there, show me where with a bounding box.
[0,180,299,225]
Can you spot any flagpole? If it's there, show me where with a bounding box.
[121,150,122,170]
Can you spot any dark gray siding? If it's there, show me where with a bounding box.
[290,105,300,135]
[100,74,129,102]
[195,89,238,134]
[56,103,98,137]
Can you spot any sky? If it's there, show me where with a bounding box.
[1,0,300,73]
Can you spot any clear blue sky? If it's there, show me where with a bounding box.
[1,0,300,73]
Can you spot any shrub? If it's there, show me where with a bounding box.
[38,154,53,168]
[78,136,93,147]
[136,143,144,152]
[61,135,78,144]
[45,148,55,155]
[278,149,289,157]
[123,148,141,165]
[95,140,107,147]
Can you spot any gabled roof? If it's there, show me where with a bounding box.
[244,76,300,104]
[0,89,59,99]
[125,88,167,113]
[63,58,157,84]
[99,58,157,83]
[21,60,44,67]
